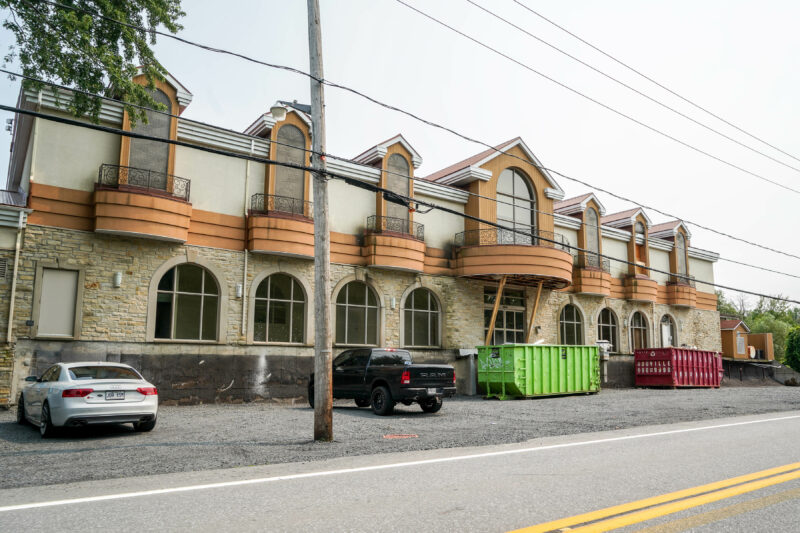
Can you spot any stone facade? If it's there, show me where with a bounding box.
[6,225,721,403]
[0,345,12,409]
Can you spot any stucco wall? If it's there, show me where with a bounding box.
[32,116,121,192]
[690,257,715,293]
[328,179,375,235]
[602,237,629,278]
[649,248,671,284]
[413,195,465,251]
[173,146,249,217]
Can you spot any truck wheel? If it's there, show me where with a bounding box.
[419,397,443,413]
[355,398,370,408]
[371,386,395,416]
[307,384,314,409]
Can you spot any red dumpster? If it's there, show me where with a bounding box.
[634,347,722,388]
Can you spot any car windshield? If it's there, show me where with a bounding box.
[68,366,142,380]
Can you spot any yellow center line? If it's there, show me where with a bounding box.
[509,461,800,533]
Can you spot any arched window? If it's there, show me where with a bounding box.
[675,233,688,277]
[253,274,305,343]
[403,288,440,347]
[155,263,219,341]
[386,154,410,223]
[559,304,583,345]
[129,89,172,179]
[497,168,536,244]
[335,281,379,345]
[597,308,618,352]
[634,221,646,238]
[274,124,306,207]
[660,315,677,348]
[630,311,648,351]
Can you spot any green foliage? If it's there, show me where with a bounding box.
[786,327,800,372]
[748,314,792,361]
[716,290,742,318]
[1,0,184,124]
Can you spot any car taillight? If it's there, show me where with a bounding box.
[137,387,158,396]
[453,371,456,385]
[401,370,410,385]
[62,388,93,398]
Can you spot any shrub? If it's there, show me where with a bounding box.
[785,327,800,373]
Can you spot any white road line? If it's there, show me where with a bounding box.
[1,413,798,513]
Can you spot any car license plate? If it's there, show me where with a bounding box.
[427,388,437,395]
[105,391,125,401]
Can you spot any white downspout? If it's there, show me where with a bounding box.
[6,210,24,343]
[241,139,254,338]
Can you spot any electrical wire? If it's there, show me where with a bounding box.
[395,0,800,196]
[6,68,800,283]
[3,101,799,305]
[465,0,800,176]
[15,1,800,262]
[512,0,800,167]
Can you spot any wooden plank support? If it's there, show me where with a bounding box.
[484,275,507,346]
[525,280,544,343]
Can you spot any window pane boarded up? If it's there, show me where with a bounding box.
[38,268,78,337]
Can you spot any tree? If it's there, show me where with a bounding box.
[716,290,743,318]
[1,0,184,124]
[749,314,793,362]
[786,327,800,372]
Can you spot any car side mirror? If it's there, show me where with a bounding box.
[25,376,39,382]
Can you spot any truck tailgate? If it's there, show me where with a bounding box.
[407,364,455,388]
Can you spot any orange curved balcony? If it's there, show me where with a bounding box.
[624,275,658,302]
[452,228,573,289]
[667,276,697,308]
[363,215,425,272]
[248,194,314,258]
[572,254,611,296]
[94,164,192,242]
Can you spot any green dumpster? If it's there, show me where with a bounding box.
[477,344,600,399]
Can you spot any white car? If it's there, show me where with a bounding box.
[16,362,159,437]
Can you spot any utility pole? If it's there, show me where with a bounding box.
[308,0,333,441]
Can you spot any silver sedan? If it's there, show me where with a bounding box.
[16,362,159,437]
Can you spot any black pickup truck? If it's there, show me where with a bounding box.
[308,348,456,416]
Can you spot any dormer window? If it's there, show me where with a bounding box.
[497,168,536,244]
[274,124,306,202]
[129,89,172,175]
[676,232,688,277]
[385,153,410,223]
[586,207,600,255]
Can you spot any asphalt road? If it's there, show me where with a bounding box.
[1,411,799,532]
[1,387,799,490]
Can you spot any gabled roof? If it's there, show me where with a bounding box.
[649,220,692,240]
[424,137,564,200]
[553,192,607,216]
[720,319,750,332]
[134,67,193,109]
[353,134,422,169]
[243,100,313,138]
[601,207,652,229]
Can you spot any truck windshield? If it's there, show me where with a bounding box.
[369,350,412,366]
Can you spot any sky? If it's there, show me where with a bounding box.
[0,0,798,305]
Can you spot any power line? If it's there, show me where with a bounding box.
[11,69,800,282]
[465,0,800,176]
[513,0,800,167]
[5,101,799,306]
[395,0,800,197]
[18,1,800,262]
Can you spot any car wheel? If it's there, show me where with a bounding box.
[133,418,157,432]
[307,384,314,409]
[419,397,443,413]
[40,402,57,438]
[371,386,395,416]
[16,394,26,425]
[354,398,370,408]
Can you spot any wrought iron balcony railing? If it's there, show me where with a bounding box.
[453,227,569,252]
[573,252,611,273]
[365,215,424,241]
[250,193,313,219]
[97,164,190,202]
[668,274,696,288]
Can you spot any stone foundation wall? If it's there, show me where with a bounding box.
[0,345,13,409]
[8,225,721,400]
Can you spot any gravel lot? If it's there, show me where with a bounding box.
[1,387,799,489]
